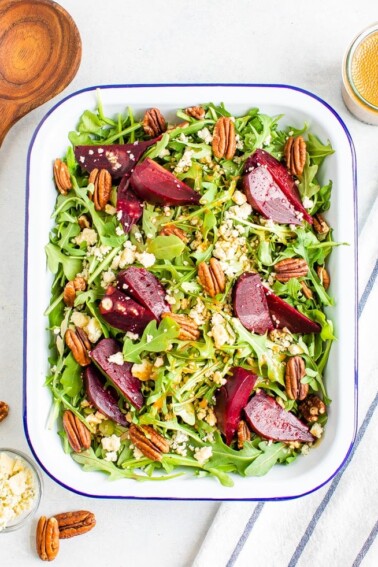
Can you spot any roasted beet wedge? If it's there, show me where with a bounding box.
[90,338,143,410]
[75,138,159,179]
[215,367,257,445]
[130,158,200,206]
[244,390,314,443]
[116,175,143,233]
[264,288,321,334]
[117,267,170,320]
[233,273,274,335]
[242,166,303,225]
[99,286,155,334]
[245,149,312,223]
[83,364,128,426]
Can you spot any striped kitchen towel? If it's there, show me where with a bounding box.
[193,197,378,567]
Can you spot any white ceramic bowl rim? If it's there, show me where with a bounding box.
[23,84,358,501]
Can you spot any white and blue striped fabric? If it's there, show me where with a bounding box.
[194,197,378,567]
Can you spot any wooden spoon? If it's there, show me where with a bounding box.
[0,0,81,145]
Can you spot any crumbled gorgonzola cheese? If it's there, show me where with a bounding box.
[0,452,37,531]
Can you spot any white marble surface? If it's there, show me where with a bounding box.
[0,0,377,565]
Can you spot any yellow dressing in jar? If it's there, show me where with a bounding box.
[342,23,378,124]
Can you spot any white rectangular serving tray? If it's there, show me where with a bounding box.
[23,84,357,500]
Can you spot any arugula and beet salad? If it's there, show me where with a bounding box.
[45,96,338,486]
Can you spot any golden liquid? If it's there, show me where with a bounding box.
[351,31,378,107]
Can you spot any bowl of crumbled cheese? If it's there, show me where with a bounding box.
[0,449,42,532]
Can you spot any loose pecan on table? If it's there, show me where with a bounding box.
[54,510,96,539]
[53,159,72,195]
[88,168,112,211]
[237,420,251,449]
[161,312,200,341]
[129,424,170,462]
[284,135,307,176]
[62,410,91,453]
[285,356,308,401]
[142,107,167,137]
[274,258,308,282]
[0,401,9,422]
[185,106,205,120]
[36,516,60,561]
[65,327,91,366]
[299,395,326,423]
[212,116,236,160]
[198,257,226,298]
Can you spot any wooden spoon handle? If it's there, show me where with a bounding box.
[0,0,81,146]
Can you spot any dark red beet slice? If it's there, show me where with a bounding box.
[116,175,143,233]
[130,158,200,206]
[242,166,303,225]
[215,367,257,445]
[117,267,170,320]
[90,338,143,410]
[264,288,321,334]
[233,273,274,335]
[75,138,159,179]
[83,364,128,426]
[245,149,312,223]
[99,286,155,334]
[244,390,314,443]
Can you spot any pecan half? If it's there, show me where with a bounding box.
[237,420,251,449]
[185,106,205,120]
[285,356,308,401]
[159,224,188,242]
[143,108,167,137]
[0,401,9,422]
[299,395,326,423]
[284,135,307,176]
[300,281,313,300]
[53,159,72,195]
[274,258,308,282]
[63,276,87,307]
[212,117,236,160]
[54,510,96,539]
[88,168,112,211]
[36,516,60,561]
[198,258,226,297]
[129,424,169,461]
[313,213,330,236]
[65,328,91,366]
[161,312,200,341]
[62,410,91,453]
[317,265,330,290]
[78,214,91,229]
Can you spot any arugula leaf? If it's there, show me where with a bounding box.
[306,134,335,166]
[60,353,82,397]
[244,441,287,476]
[123,317,180,363]
[206,432,260,475]
[148,235,186,260]
[45,243,82,280]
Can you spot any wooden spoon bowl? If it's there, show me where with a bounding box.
[0,0,81,145]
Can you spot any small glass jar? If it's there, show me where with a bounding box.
[342,22,378,125]
[0,449,43,533]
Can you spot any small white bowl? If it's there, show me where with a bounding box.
[0,448,43,532]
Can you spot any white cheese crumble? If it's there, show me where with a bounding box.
[75,228,98,246]
[0,452,36,531]
[174,148,194,173]
[232,190,247,205]
[194,446,213,465]
[302,196,314,210]
[310,422,323,439]
[135,251,156,268]
[85,318,102,344]
[197,127,213,144]
[101,434,121,453]
[131,360,153,381]
[107,352,124,366]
